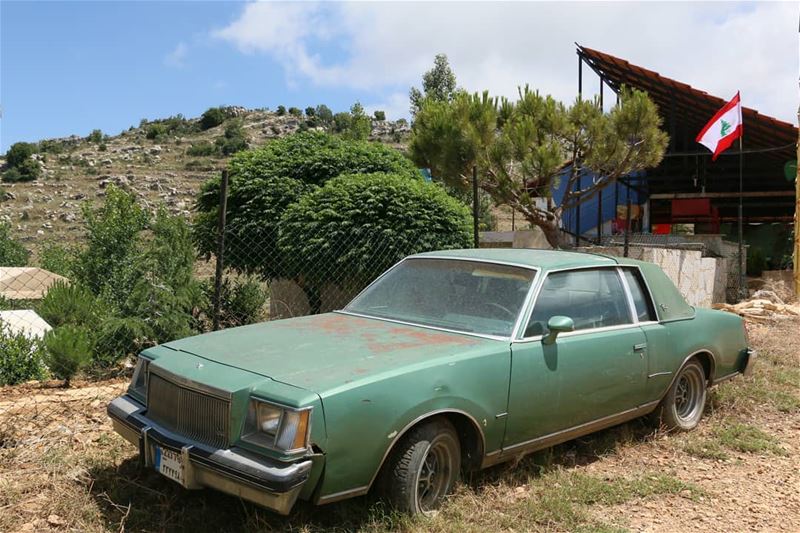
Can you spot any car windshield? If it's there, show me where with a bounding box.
[344,258,536,337]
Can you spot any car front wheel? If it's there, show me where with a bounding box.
[657,359,707,431]
[383,417,461,515]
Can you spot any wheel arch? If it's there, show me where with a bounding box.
[366,409,486,491]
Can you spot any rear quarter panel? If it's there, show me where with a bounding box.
[315,342,510,500]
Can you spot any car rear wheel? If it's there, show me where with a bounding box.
[383,417,461,515]
[657,359,707,431]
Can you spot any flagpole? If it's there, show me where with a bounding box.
[738,134,745,300]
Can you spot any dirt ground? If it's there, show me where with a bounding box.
[0,318,798,533]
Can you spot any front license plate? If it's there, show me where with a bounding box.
[154,446,185,486]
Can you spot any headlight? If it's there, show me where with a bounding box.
[129,356,150,401]
[242,399,311,453]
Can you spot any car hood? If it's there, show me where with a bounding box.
[163,312,498,395]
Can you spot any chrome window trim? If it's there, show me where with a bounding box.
[515,264,635,341]
[618,264,660,323]
[616,266,639,324]
[338,256,540,342]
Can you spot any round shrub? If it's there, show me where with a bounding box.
[37,281,105,328]
[0,327,45,386]
[5,142,36,169]
[193,132,420,277]
[200,107,226,130]
[278,172,472,286]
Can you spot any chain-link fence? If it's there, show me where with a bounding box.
[0,174,477,455]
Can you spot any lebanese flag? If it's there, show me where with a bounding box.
[695,92,743,161]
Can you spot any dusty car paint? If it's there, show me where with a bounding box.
[108,248,751,512]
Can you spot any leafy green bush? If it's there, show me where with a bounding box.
[88,129,104,143]
[39,241,76,277]
[333,112,351,133]
[3,157,41,182]
[38,281,104,328]
[204,275,267,328]
[315,104,333,125]
[288,107,302,117]
[187,141,218,157]
[279,172,471,294]
[373,110,386,121]
[145,124,167,140]
[74,185,148,309]
[0,327,45,386]
[276,105,286,116]
[5,142,37,168]
[42,325,93,386]
[304,107,315,117]
[94,316,149,367]
[193,132,419,277]
[0,223,29,266]
[215,120,248,156]
[200,107,227,130]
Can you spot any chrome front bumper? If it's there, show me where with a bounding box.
[108,395,312,515]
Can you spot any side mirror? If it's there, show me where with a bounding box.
[542,316,575,345]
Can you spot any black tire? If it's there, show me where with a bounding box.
[382,417,461,515]
[656,359,707,431]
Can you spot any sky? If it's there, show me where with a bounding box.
[1,1,797,151]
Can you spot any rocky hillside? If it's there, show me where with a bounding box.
[0,107,412,254]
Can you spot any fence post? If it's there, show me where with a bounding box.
[623,183,631,258]
[212,169,230,331]
[472,165,479,248]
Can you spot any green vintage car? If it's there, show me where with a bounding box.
[108,249,755,515]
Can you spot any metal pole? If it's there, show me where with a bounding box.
[624,183,631,257]
[578,54,583,99]
[597,188,603,244]
[599,76,604,110]
[738,136,745,300]
[511,209,515,231]
[575,173,581,247]
[472,165,479,248]
[212,168,230,331]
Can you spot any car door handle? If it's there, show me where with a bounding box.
[633,343,647,352]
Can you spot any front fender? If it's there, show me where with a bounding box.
[314,348,510,501]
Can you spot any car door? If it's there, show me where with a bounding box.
[503,267,648,448]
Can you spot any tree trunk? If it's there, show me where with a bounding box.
[539,218,573,250]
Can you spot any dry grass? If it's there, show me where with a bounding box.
[1,318,798,533]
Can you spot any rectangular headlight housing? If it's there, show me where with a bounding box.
[242,399,311,453]
[128,356,150,402]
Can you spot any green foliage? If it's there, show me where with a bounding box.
[409,53,457,115]
[42,325,93,385]
[215,119,248,156]
[38,281,104,328]
[5,142,37,168]
[0,326,46,386]
[410,87,668,247]
[342,102,371,141]
[39,241,77,277]
[288,107,302,117]
[204,275,267,328]
[187,141,218,157]
[200,107,227,130]
[3,156,41,182]
[145,123,167,140]
[373,110,386,121]
[315,104,333,125]
[194,132,420,278]
[74,185,149,309]
[276,105,286,116]
[304,106,315,117]
[98,143,107,152]
[88,129,104,143]
[0,223,29,266]
[332,112,351,133]
[94,316,150,367]
[279,172,471,286]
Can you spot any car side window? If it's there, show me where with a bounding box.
[623,268,658,322]
[524,268,632,337]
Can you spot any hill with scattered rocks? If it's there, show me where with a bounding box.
[0,107,412,254]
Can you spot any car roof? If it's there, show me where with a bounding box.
[411,248,619,271]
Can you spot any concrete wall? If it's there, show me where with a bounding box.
[584,246,723,307]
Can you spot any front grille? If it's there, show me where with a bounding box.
[147,372,230,449]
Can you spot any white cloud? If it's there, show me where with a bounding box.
[164,42,188,68]
[214,1,797,123]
